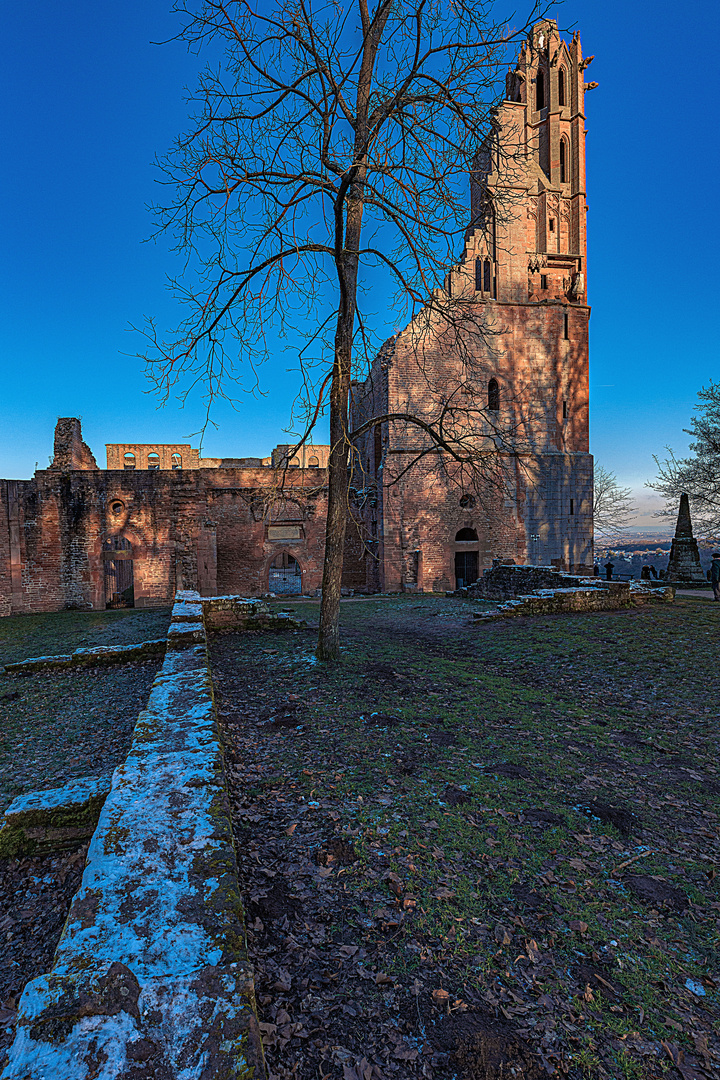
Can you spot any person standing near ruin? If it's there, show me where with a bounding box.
[604,561,614,580]
[711,552,720,601]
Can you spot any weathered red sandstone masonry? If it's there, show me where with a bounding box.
[1,23,597,611]
[0,418,330,615]
[463,564,674,620]
[1,592,275,1079]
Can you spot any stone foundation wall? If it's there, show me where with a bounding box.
[1,592,266,1079]
[471,578,674,621]
[466,562,610,600]
[0,442,331,615]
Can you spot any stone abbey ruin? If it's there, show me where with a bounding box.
[1,21,594,616]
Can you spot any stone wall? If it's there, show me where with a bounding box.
[472,581,674,621]
[1,591,266,1079]
[0,427,332,615]
[467,563,609,600]
[466,564,674,620]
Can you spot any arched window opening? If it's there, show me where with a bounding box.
[289,457,300,468]
[459,494,476,509]
[103,536,134,609]
[536,69,545,111]
[488,378,500,412]
[171,453,182,470]
[558,67,566,106]
[268,552,302,595]
[308,456,319,468]
[123,452,135,471]
[147,453,160,470]
[455,528,479,542]
[559,138,568,184]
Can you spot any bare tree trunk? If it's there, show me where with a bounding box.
[317,361,351,660]
[316,0,387,661]
[317,211,363,660]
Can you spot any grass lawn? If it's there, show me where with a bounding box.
[0,608,170,810]
[211,593,720,1080]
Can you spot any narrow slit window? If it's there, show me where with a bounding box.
[570,498,575,515]
[475,257,483,291]
[488,378,500,412]
[549,218,555,233]
[563,313,569,339]
[540,274,548,290]
[536,70,545,110]
[563,400,568,419]
[558,68,566,106]
[560,139,567,184]
[483,259,491,293]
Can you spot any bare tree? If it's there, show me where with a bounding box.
[650,381,720,537]
[593,465,635,540]
[140,0,547,659]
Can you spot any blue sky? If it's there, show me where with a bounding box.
[1,1,718,527]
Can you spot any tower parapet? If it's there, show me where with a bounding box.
[466,19,592,308]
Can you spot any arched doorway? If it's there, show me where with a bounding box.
[104,536,134,608]
[268,552,302,595]
[454,528,479,589]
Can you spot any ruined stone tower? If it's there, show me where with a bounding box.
[349,19,594,592]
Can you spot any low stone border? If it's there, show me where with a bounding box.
[0,777,112,858]
[1,592,266,1079]
[3,597,303,676]
[472,581,674,621]
[3,639,166,675]
[203,595,306,632]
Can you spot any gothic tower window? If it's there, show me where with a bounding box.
[488,378,500,412]
[558,67,566,106]
[536,69,545,110]
[475,257,492,294]
[560,138,568,183]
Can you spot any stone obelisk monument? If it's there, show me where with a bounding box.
[664,493,707,584]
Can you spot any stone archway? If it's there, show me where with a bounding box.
[268,552,302,595]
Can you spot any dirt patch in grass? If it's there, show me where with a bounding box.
[0,609,168,811]
[0,607,171,668]
[624,875,689,911]
[0,660,160,811]
[213,594,720,1079]
[430,1008,544,1079]
[0,844,89,1058]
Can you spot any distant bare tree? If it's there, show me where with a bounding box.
[140,0,548,659]
[593,465,635,540]
[650,381,720,537]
